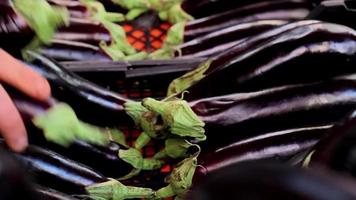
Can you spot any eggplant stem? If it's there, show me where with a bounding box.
[134,132,151,150]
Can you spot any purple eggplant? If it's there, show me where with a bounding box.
[34,186,78,200]
[306,110,356,178]
[168,20,321,97]
[177,19,289,56]
[180,39,247,58]
[0,146,39,200]
[12,141,108,194]
[186,162,356,200]
[25,51,132,126]
[184,0,310,40]
[194,125,331,181]
[0,0,34,53]
[308,0,356,30]
[190,80,356,149]
[40,39,111,61]
[182,0,316,18]
[172,22,356,100]
[7,82,133,178]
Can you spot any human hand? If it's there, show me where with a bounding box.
[0,49,50,152]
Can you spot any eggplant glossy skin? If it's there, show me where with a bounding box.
[35,186,78,200]
[11,142,106,194]
[187,162,356,200]
[178,20,288,56]
[38,140,132,178]
[0,0,34,53]
[0,147,39,200]
[27,52,132,126]
[308,0,356,30]
[195,125,331,181]
[184,0,310,39]
[309,112,356,178]
[185,22,356,100]
[40,47,111,62]
[191,80,356,149]
[56,21,111,45]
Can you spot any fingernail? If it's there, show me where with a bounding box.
[12,135,28,152]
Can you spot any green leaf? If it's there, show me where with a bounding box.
[33,103,109,147]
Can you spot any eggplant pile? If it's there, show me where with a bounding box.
[1,0,356,199]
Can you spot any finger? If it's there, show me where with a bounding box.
[0,49,51,101]
[0,85,28,152]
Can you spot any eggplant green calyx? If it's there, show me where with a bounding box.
[80,0,125,23]
[107,128,128,148]
[33,103,109,147]
[155,156,197,198]
[142,98,206,141]
[167,59,212,96]
[125,101,168,149]
[119,148,164,170]
[13,0,69,45]
[154,138,193,159]
[111,0,192,23]
[86,179,154,200]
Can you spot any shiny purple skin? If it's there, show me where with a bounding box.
[184,0,310,40]
[308,111,356,178]
[177,20,288,56]
[180,39,246,58]
[194,125,331,181]
[0,0,34,52]
[187,162,356,200]
[56,20,112,45]
[35,186,79,200]
[190,80,356,149]
[10,142,107,194]
[308,0,356,30]
[27,53,132,126]
[182,0,316,18]
[184,22,356,100]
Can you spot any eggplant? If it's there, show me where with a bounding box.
[308,0,356,30]
[35,186,78,200]
[7,91,132,179]
[180,39,247,58]
[40,39,111,61]
[32,138,133,178]
[25,51,132,126]
[306,110,356,178]
[0,146,39,200]
[177,19,289,56]
[186,162,356,200]
[55,20,111,45]
[194,125,331,181]
[182,0,316,18]
[12,141,107,194]
[189,80,356,149]
[172,22,356,100]
[184,0,310,40]
[168,20,321,97]
[0,0,34,53]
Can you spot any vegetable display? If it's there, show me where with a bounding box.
[1,0,356,199]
